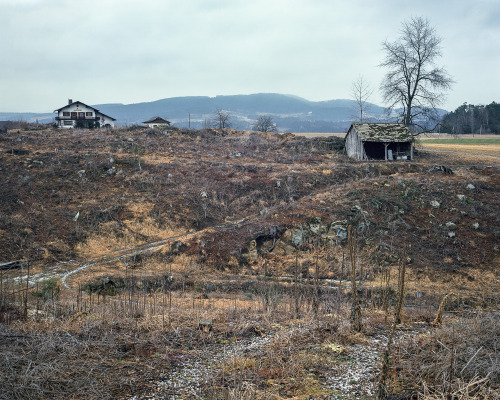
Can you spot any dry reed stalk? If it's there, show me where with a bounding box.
[432,292,455,326]
[377,244,407,400]
[394,245,407,325]
[294,252,300,319]
[348,225,362,333]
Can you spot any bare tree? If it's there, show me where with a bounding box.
[351,75,373,123]
[212,108,233,129]
[379,16,453,131]
[252,115,277,132]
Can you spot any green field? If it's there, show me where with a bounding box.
[419,138,500,144]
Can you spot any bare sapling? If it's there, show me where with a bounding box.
[294,252,300,319]
[394,245,407,325]
[377,244,407,400]
[312,252,320,317]
[348,225,362,332]
[381,268,390,324]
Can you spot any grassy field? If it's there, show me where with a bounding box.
[417,136,500,157]
[419,134,499,140]
[419,138,500,144]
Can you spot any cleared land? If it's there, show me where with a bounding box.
[1,127,499,400]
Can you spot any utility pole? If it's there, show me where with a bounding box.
[188,113,191,129]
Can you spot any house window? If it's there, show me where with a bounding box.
[86,112,93,117]
[79,112,85,118]
[63,112,70,116]
[64,121,73,126]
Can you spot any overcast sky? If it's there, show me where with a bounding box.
[1,0,499,113]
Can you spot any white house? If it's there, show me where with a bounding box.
[142,116,171,129]
[54,99,116,129]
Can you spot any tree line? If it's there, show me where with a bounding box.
[438,101,500,135]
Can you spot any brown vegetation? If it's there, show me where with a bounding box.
[0,126,499,399]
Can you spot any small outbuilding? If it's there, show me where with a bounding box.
[142,116,171,129]
[345,123,414,161]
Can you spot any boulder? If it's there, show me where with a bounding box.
[446,222,457,230]
[430,200,440,209]
[329,220,348,240]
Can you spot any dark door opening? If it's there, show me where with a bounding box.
[363,141,386,159]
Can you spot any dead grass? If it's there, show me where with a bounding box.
[1,126,499,399]
[420,142,500,156]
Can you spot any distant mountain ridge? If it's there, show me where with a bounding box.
[0,93,445,133]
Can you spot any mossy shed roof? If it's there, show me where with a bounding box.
[349,123,412,142]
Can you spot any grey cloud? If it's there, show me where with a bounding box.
[0,0,499,112]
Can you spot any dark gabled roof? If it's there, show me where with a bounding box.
[54,101,116,121]
[54,101,97,113]
[348,123,412,142]
[97,112,116,121]
[142,116,170,124]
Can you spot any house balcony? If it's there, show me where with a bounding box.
[55,116,99,121]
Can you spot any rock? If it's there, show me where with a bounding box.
[472,222,479,230]
[446,222,457,230]
[330,221,348,240]
[430,200,440,209]
[273,240,295,256]
[466,183,475,190]
[106,167,116,175]
[309,217,322,234]
[359,222,369,232]
[428,165,453,174]
[7,148,30,155]
[77,169,86,177]
[457,194,466,201]
[291,228,304,246]
[0,261,23,270]
[448,232,455,238]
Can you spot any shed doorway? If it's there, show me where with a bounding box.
[363,141,385,159]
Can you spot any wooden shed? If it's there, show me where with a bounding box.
[345,123,413,161]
